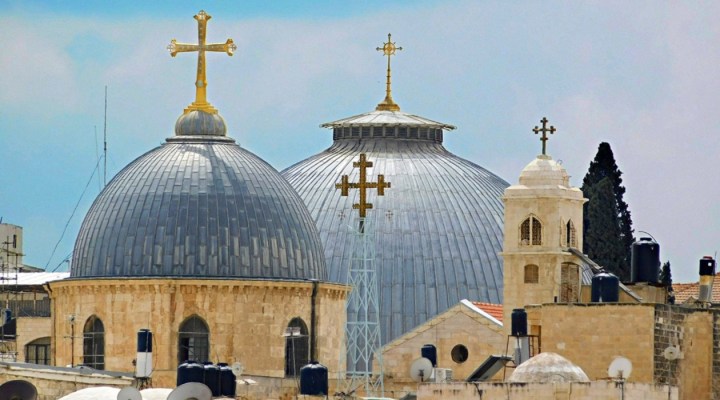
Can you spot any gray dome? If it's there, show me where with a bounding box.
[281,110,508,341]
[72,133,326,280]
[508,352,590,383]
[174,110,227,137]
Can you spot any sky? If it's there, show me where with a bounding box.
[0,1,718,283]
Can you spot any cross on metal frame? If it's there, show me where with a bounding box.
[532,117,556,155]
[375,33,403,111]
[167,10,237,114]
[336,153,391,219]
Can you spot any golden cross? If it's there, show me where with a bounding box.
[335,153,391,219]
[375,33,403,112]
[532,117,556,155]
[167,10,236,114]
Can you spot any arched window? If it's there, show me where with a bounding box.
[178,316,209,364]
[25,337,50,365]
[284,317,309,377]
[83,316,104,369]
[524,265,539,284]
[566,220,577,248]
[520,216,542,245]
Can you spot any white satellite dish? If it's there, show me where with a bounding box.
[117,387,142,400]
[232,361,244,377]
[409,357,433,383]
[608,356,633,380]
[663,346,680,361]
[167,382,212,400]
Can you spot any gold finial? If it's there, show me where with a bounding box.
[167,10,237,114]
[532,117,556,155]
[375,33,403,112]
[335,153,391,219]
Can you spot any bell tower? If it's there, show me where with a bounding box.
[501,118,587,332]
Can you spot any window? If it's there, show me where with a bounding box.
[284,317,309,377]
[178,316,209,364]
[524,265,539,284]
[451,344,468,363]
[25,337,50,365]
[83,316,104,369]
[520,216,542,245]
[566,220,577,248]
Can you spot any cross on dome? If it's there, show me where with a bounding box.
[375,33,403,112]
[167,10,236,115]
[533,117,557,155]
[335,153,391,219]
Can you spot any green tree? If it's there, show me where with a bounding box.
[584,178,626,277]
[582,142,635,280]
[659,261,675,304]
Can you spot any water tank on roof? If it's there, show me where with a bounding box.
[511,308,528,337]
[136,329,152,378]
[300,361,329,396]
[699,256,716,303]
[421,344,438,367]
[202,362,221,397]
[631,237,660,283]
[591,273,620,302]
[218,363,236,397]
[177,360,203,386]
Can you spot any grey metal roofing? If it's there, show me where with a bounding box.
[282,117,508,342]
[71,137,326,280]
[321,109,456,130]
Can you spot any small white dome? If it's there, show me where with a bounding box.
[508,352,590,383]
[518,155,570,187]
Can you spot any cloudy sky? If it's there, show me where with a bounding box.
[1,1,718,282]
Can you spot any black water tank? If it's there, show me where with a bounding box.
[203,362,221,397]
[421,344,437,367]
[631,237,660,283]
[511,308,528,337]
[218,363,236,397]
[177,360,204,386]
[300,361,329,396]
[700,256,716,276]
[137,329,152,352]
[591,272,620,302]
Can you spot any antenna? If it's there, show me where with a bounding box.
[0,380,38,400]
[663,346,680,361]
[607,356,633,380]
[167,382,212,400]
[103,85,108,187]
[231,361,244,378]
[116,387,142,400]
[409,357,433,383]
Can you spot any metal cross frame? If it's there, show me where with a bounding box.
[532,117,556,155]
[375,33,403,111]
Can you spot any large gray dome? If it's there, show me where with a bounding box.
[72,127,326,280]
[281,109,508,341]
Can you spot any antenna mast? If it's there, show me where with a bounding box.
[103,85,108,187]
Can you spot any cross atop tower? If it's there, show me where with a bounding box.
[167,10,237,115]
[336,153,391,219]
[532,117,556,155]
[375,33,403,112]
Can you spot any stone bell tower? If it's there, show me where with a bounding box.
[501,118,587,332]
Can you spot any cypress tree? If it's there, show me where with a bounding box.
[581,142,635,280]
[660,261,675,304]
[584,178,626,277]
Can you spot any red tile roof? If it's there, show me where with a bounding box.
[471,302,504,322]
[673,273,720,304]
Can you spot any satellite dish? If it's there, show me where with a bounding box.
[232,361,244,377]
[167,382,212,400]
[409,357,433,383]
[608,356,633,380]
[0,380,38,400]
[117,387,142,400]
[663,346,680,361]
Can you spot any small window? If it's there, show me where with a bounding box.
[566,220,577,248]
[178,316,209,364]
[451,344,468,363]
[524,265,539,284]
[520,216,542,246]
[26,337,50,365]
[83,315,105,370]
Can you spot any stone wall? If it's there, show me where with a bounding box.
[15,317,51,363]
[48,278,348,388]
[0,362,133,400]
[417,381,677,400]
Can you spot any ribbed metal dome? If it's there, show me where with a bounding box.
[71,118,326,280]
[281,109,508,341]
